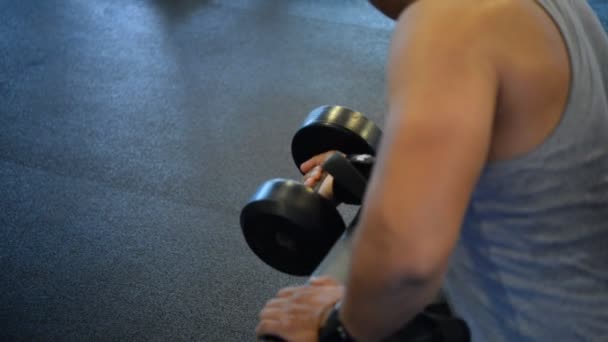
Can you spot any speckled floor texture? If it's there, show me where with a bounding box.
[1,1,606,341]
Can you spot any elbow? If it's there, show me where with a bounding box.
[360,208,447,284]
[395,249,445,286]
[385,238,444,285]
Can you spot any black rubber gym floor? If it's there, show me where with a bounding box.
[1,1,606,341]
[1,1,391,340]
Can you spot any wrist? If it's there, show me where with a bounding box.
[319,302,357,342]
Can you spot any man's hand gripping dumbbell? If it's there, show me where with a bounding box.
[256,151,348,342]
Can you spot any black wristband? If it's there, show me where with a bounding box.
[319,304,357,342]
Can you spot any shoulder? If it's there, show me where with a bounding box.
[397,0,518,30]
[391,0,519,61]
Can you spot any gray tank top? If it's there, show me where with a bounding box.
[444,1,608,341]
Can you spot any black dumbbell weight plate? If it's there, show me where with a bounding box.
[240,179,346,276]
[292,105,382,170]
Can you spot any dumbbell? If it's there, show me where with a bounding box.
[240,106,382,276]
[248,107,469,342]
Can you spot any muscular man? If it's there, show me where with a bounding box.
[257,0,608,340]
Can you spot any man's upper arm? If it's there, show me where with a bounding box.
[361,2,499,273]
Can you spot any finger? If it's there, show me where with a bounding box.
[264,298,286,308]
[277,286,302,298]
[304,178,316,188]
[309,276,341,286]
[258,307,283,321]
[300,151,336,173]
[303,166,321,183]
[303,169,325,188]
[255,319,285,338]
[317,175,334,199]
[300,155,324,174]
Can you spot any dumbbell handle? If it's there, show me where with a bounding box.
[321,153,368,205]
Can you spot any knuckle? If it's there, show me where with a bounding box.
[277,287,296,297]
[292,291,312,303]
[269,298,283,306]
[264,298,282,310]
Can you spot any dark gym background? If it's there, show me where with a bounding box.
[1,1,606,341]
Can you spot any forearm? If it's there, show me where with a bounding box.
[340,221,444,341]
